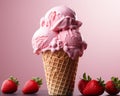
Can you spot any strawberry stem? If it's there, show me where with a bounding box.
[32,77,42,86]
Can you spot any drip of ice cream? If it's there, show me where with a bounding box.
[32,6,87,59]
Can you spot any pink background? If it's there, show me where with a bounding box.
[1,0,120,93]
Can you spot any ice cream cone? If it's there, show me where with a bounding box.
[42,49,79,95]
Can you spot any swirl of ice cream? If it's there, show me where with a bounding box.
[32,6,87,59]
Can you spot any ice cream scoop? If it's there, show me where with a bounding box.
[32,5,87,59]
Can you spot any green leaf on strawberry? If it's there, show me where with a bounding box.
[9,76,19,86]
[97,77,105,87]
[111,77,120,90]
[83,72,91,81]
[32,77,42,86]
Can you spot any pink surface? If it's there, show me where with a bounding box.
[1,0,120,94]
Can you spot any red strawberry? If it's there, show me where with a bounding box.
[105,77,120,95]
[83,77,105,95]
[1,76,19,94]
[78,73,91,94]
[22,77,42,94]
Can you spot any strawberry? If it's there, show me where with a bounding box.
[105,77,120,95]
[83,77,105,95]
[78,73,91,94]
[22,77,42,94]
[1,76,19,94]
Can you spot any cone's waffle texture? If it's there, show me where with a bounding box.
[42,49,79,95]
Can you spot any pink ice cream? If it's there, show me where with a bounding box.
[32,6,87,59]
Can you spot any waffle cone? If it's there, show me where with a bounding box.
[42,49,79,95]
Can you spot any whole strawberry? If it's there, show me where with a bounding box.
[1,76,19,94]
[22,77,42,94]
[105,77,120,95]
[83,77,105,95]
[78,73,91,94]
